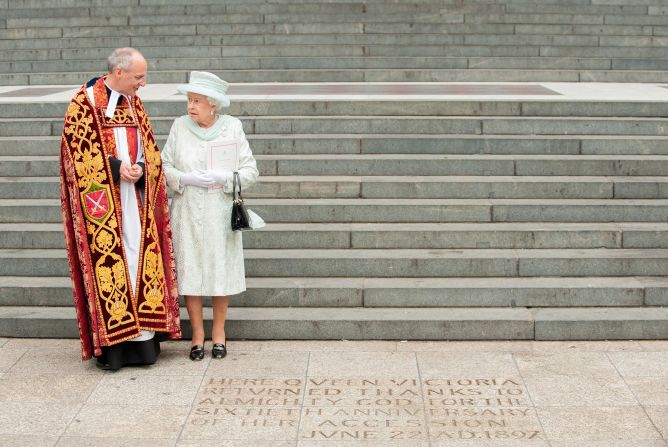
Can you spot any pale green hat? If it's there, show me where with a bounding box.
[177,71,230,108]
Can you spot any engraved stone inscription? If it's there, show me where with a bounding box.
[424,378,543,441]
[183,377,544,442]
[300,378,426,441]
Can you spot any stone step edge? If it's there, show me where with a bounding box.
[5,198,668,205]
[5,247,668,259]
[9,154,668,160]
[6,154,668,161]
[5,175,668,182]
[3,33,668,41]
[5,69,668,80]
[7,115,668,121]
[3,135,668,141]
[0,306,666,340]
[4,221,668,231]
[3,275,668,289]
[2,276,665,308]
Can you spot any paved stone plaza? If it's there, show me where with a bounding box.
[0,337,666,446]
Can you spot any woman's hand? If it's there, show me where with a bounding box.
[201,170,232,185]
[180,170,215,188]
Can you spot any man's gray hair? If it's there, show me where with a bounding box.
[107,47,142,72]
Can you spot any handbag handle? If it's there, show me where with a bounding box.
[232,171,242,200]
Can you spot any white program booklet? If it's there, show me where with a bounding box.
[207,140,239,193]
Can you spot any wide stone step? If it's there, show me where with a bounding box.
[3,247,668,277]
[9,115,668,137]
[7,41,668,59]
[2,222,668,250]
[1,4,389,19]
[6,175,668,199]
[2,0,605,8]
[514,23,656,36]
[503,4,647,15]
[534,307,668,340]
[5,135,668,156]
[5,10,666,29]
[0,23,519,40]
[0,305,666,340]
[10,33,621,51]
[6,0,495,6]
[10,154,668,177]
[4,56,666,77]
[4,198,668,223]
[9,98,668,119]
[11,32,659,50]
[467,13,668,26]
[1,275,667,308]
[0,22,661,41]
[263,154,668,176]
[10,68,668,84]
[253,176,668,200]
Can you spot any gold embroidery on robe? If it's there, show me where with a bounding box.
[132,101,169,320]
[64,93,136,336]
[96,106,138,128]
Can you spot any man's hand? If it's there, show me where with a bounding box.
[120,162,143,183]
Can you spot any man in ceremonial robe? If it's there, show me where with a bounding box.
[60,47,181,370]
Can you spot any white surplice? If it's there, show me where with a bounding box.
[86,83,153,342]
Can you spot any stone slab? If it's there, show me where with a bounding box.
[0,373,100,403]
[307,351,418,378]
[624,377,668,405]
[536,406,663,441]
[0,436,60,447]
[56,439,174,447]
[0,402,81,437]
[550,442,665,447]
[64,404,190,439]
[522,376,637,406]
[534,308,668,340]
[514,350,623,379]
[417,351,521,377]
[88,374,202,405]
[0,346,26,373]
[607,351,668,377]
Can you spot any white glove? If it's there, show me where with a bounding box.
[179,170,215,188]
[200,169,232,185]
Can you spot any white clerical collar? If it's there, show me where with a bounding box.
[103,81,130,118]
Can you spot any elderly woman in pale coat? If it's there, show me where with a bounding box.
[161,71,258,361]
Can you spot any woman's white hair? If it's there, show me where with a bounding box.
[107,47,142,72]
[206,96,222,112]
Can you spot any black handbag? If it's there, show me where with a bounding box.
[231,171,252,231]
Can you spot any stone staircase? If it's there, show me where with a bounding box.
[0,0,667,340]
[1,96,668,340]
[2,0,668,83]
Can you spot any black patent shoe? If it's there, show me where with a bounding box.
[212,343,227,359]
[189,344,205,361]
[95,359,116,371]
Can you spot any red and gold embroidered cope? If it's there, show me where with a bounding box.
[60,77,180,360]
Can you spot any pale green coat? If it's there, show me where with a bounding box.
[161,115,258,296]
